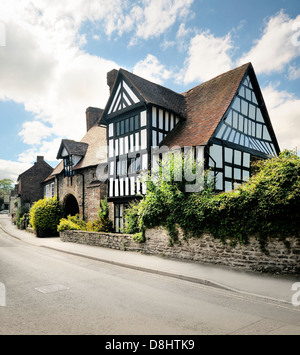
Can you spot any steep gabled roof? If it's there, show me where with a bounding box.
[101,68,186,123]
[162,63,251,148]
[56,139,88,160]
[45,125,107,181]
[120,69,187,118]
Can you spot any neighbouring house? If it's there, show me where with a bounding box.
[10,156,53,213]
[45,62,280,232]
[43,107,108,220]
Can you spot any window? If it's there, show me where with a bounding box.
[109,124,114,137]
[141,110,147,126]
[129,156,141,174]
[45,182,55,198]
[114,113,141,138]
[114,203,128,233]
[117,159,127,176]
[211,146,251,192]
[63,156,74,177]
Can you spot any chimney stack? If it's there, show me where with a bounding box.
[37,156,44,163]
[86,107,104,131]
[107,69,118,95]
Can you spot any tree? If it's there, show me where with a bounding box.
[0,179,14,198]
[0,179,14,209]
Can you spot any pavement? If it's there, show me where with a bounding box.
[0,214,299,305]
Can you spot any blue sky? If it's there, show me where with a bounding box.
[0,0,299,181]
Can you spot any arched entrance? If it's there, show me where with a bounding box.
[63,194,80,217]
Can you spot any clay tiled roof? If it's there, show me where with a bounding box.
[73,125,107,170]
[120,69,187,118]
[162,63,251,148]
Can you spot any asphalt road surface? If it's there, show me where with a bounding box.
[0,228,299,335]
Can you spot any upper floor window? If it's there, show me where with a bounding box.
[115,115,140,137]
[63,156,75,177]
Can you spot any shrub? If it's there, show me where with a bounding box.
[125,150,300,249]
[30,197,62,237]
[57,207,113,234]
[132,231,145,244]
[57,218,82,232]
[86,218,113,233]
[98,198,110,219]
[65,214,87,230]
[15,206,29,229]
[89,199,114,232]
[84,199,113,233]
[124,201,141,234]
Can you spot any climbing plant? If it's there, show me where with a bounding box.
[124,150,300,249]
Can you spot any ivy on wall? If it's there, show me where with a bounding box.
[124,150,300,251]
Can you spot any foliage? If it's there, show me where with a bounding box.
[57,201,113,233]
[86,218,113,233]
[98,198,109,219]
[0,178,14,209]
[30,197,63,237]
[57,217,82,232]
[132,231,146,244]
[125,151,213,243]
[124,150,300,250]
[66,214,87,230]
[15,206,29,230]
[124,201,141,234]
[0,179,14,199]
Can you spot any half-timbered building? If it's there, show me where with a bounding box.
[101,63,280,231]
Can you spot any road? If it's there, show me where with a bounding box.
[0,228,299,335]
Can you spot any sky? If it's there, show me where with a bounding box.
[0,0,300,182]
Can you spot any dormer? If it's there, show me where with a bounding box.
[56,139,88,177]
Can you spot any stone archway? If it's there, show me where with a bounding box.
[63,194,80,217]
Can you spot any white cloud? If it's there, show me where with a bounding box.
[0,0,194,168]
[0,159,31,182]
[176,23,194,52]
[19,121,53,145]
[18,137,63,164]
[262,83,300,152]
[133,54,172,85]
[134,0,194,40]
[179,30,234,84]
[238,11,300,75]
[288,65,300,80]
[0,0,119,166]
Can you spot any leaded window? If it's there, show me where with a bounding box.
[209,144,251,192]
[215,75,276,156]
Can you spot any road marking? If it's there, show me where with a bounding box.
[35,284,70,294]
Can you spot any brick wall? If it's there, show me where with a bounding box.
[60,227,300,275]
[19,158,53,205]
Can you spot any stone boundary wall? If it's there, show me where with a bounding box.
[60,227,300,275]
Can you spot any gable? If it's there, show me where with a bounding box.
[107,78,141,115]
[101,69,186,124]
[56,139,88,160]
[163,63,251,149]
[213,72,279,156]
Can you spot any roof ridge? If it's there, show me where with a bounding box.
[119,68,184,99]
[182,62,251,96]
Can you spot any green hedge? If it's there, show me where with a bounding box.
[124,150,300,250]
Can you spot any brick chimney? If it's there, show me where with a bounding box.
[86,107,104,131]
[107,69,118,95]
[37,156,44,163]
